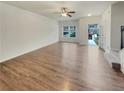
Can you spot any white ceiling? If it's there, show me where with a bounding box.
[4,1,116,21]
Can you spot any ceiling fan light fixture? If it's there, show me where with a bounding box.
[88,13,92,16]
[61,13,67,17]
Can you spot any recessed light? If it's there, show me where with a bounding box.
[88,13,92,16]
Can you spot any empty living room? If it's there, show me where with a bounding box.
[1,0,124,92]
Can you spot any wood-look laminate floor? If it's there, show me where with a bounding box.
[0,42,124,91]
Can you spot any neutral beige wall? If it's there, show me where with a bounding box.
[79,16,101,45]
[0,3,2,61]
[0,4,2,60]
[0,3,59,63]
[111,2,124,50]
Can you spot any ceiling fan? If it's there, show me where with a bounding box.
[61,7,75,17]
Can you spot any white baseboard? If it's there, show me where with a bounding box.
[79,42,88,45]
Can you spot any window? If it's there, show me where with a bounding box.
[63,26,76,38]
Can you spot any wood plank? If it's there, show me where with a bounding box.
[0,42,124,90]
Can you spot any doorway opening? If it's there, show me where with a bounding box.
[88,24,99,46]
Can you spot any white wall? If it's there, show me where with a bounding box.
[101,6,111,52]
[79,16,101,45]
[59,20,79,42]
[111,2,124,50]
[0,3,59,63]
[101,2,124,51]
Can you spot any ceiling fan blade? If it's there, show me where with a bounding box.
[68,11,75,13]
[52,12,61,14]
[67,13,72,17]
